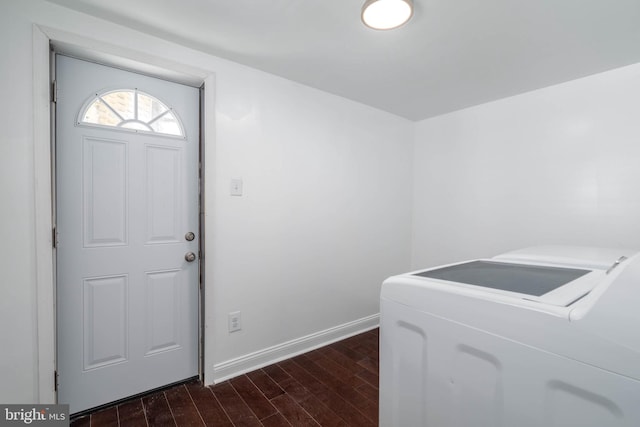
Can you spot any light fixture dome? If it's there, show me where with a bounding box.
[361,0,413,30]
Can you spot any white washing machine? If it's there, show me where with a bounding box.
[380,246,640,427]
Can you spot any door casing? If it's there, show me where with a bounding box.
[31,24,214,404]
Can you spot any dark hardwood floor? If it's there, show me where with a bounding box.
[71,328,379,426]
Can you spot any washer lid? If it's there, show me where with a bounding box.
[414,260,589,297]
[410,259,604,307]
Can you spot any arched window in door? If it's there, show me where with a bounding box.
[78,89,185,138]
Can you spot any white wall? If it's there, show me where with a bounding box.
[210,60,414,371]
[412,63,640,268]
[0,0,413,403]
[0,1,40,404]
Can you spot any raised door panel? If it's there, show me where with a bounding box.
[83,137,128,247]
[83,275,129,370]
[145,145,182,244]
[145,270,181,355]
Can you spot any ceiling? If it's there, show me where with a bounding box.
[46,0,640,121]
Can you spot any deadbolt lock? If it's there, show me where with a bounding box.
[185,232,195,241]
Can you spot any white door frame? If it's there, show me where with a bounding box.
[32,24,216,404]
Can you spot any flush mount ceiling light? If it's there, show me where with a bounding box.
[361,0,414,30]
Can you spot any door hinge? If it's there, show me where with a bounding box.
[51,80,57,103]
[52,226,57,249]
[54,370,59,392]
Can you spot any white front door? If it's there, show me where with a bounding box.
[55,55,200,414]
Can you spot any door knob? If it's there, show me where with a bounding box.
[185,252,197,262]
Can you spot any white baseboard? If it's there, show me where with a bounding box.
[211,313,379,384]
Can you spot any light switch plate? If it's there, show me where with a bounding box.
[230,178,243,196]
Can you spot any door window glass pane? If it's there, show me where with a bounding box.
[78,89,185,138]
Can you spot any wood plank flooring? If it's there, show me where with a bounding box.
[71,328,379,426]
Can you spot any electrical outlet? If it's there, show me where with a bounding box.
[228,311,242,333]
